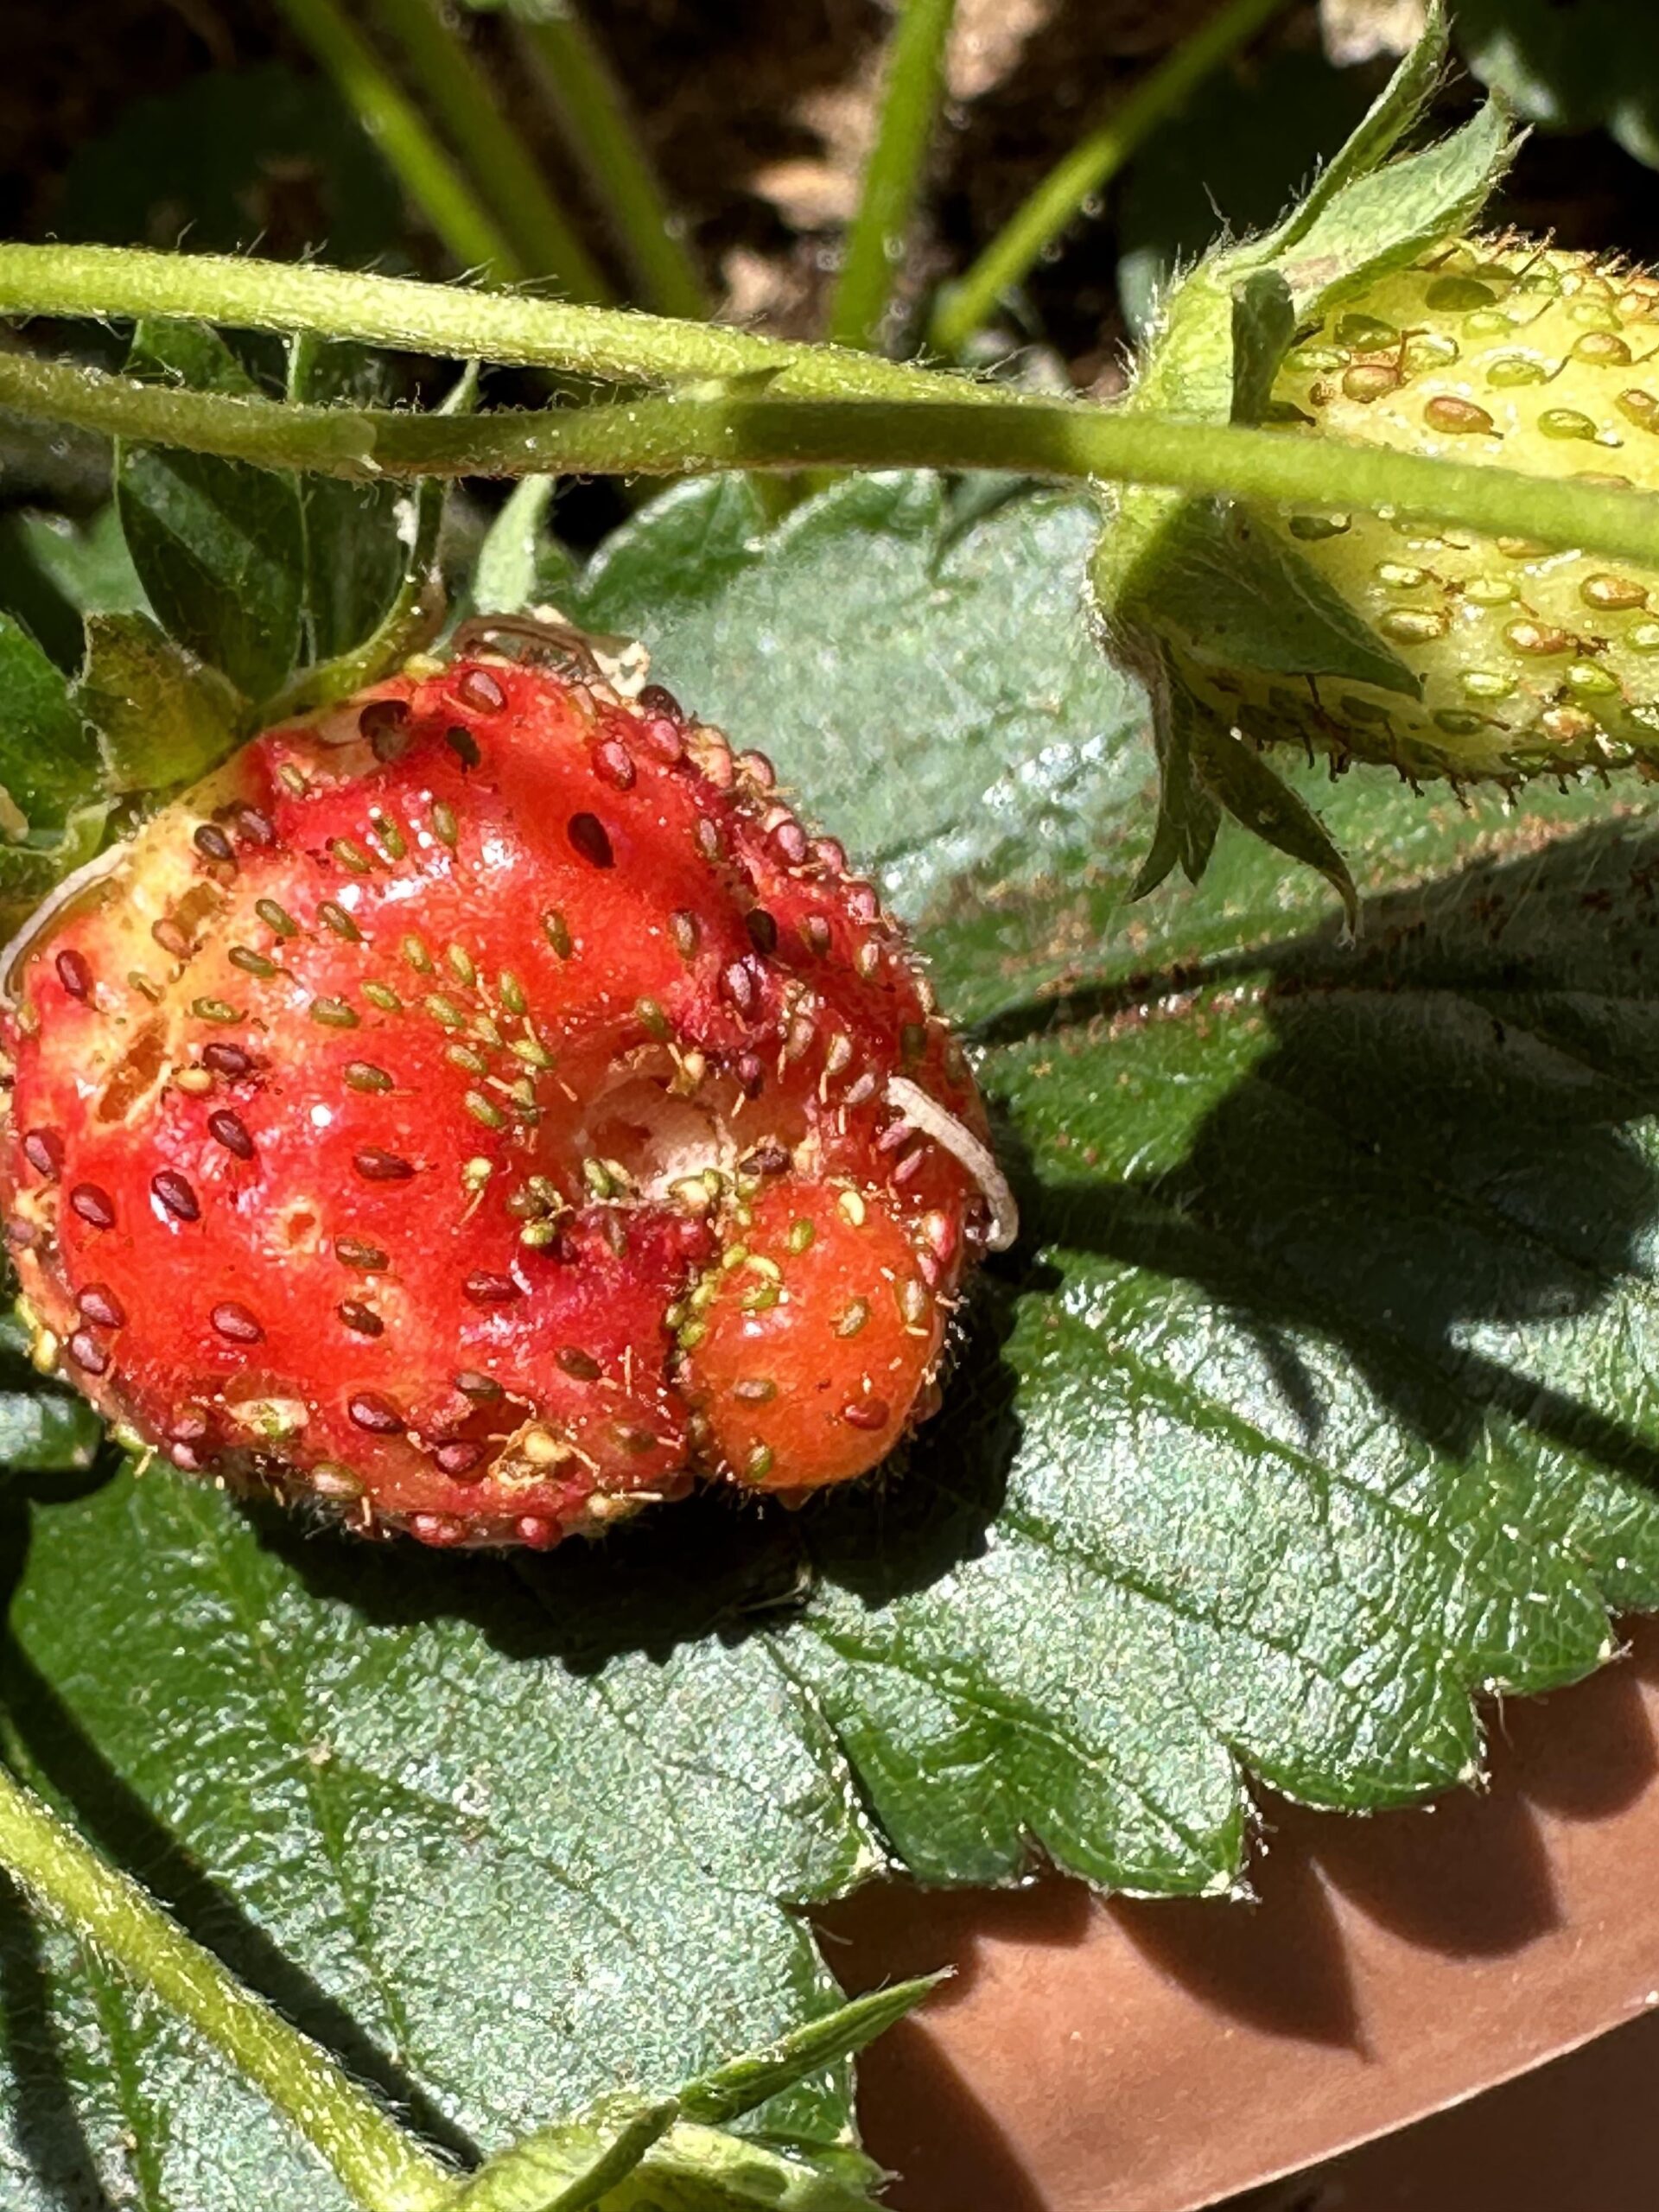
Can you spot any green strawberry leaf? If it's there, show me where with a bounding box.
[116,321,307,707]
[74,613,244,796]
[0,616,103,831]
[6,474,1659,2204]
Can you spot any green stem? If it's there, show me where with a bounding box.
[0,1761,455,2212]
[365,0,613,299]
[275,0,526,280]
[928,0,1289,358]
[8,348,1659,573]
[0,243,957,399]
[512,4,709,321]
[829,0,959,351]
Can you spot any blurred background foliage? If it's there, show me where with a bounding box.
[5,0,1659,557]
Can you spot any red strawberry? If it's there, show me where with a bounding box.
[0,625,1012,1548]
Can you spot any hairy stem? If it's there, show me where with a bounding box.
[512,3,709,321]
[0,1761,455,2212]
[830,0,959,350]
[273,0,526,281]
[0,243,959,399]
[7,347,1659,572]
[365,0,613,299]
[929,0,1289,357]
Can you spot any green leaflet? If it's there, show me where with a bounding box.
[287,337,410,666]
[117,321,307,706]
[6,474,1659,2204]
[0,615,104,830]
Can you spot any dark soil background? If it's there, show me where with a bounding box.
[13,0,1659,405]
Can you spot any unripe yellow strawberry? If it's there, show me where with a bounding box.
[1221,240,1659,785]
[1089,4,1659,913]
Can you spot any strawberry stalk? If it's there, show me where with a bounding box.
[4,347,1659,580]
[0,1758,455,2212]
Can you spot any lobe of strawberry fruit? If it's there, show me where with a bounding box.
[0,632,1009,1548]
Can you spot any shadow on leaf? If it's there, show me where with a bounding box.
[253,1260,1024,1667]
[0,1487,480,2185]
[1002,812,1659,1488]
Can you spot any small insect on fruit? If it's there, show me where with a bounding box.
[0,622,1014,1549]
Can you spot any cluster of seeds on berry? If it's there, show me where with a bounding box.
[1194,242,1659,782]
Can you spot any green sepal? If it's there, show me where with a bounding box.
[679,1975,944,2130]
[474,475,572,615]
[1272,94,1516,321]
[0,800,111,944]
[1191,710,1359,937]
[1252,1,1449,259]
[454,2095,680,2212]
[0,1310,105,1473]
[75,610,245,794]
[1230,270,1297,426]
[0,613,104,829]
[600,2120,890,2212]
[286,334,409,665]
[1130,673,1222,900]
[263,361,478,721]
[1108,499,1421,699]
[1096,6,1510,915]
[1219,7,1515,326]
